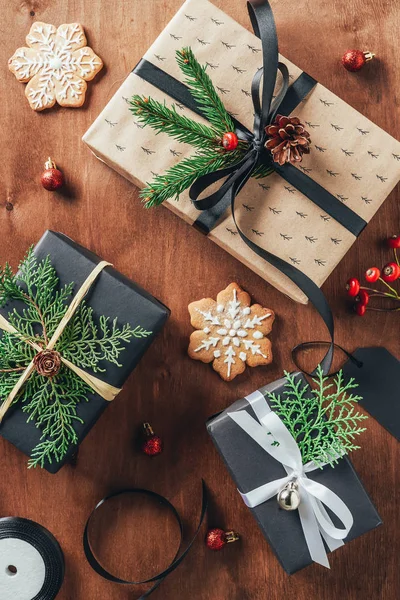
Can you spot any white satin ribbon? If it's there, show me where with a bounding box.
[227,390,354,569]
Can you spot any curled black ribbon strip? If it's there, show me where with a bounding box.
[133,0,366,375]
[83,481,208,599]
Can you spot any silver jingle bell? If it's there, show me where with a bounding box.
[277,481,301,511]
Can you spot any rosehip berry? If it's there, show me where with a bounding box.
[346,277,360,297]
[354,303,367,316]
[382,262,400,282]
[387,235,400,249]
[365,267,380,283]
[356,290,370,306]
[222,132,239,151]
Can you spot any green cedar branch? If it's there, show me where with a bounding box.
[0,250,153,468]
[267,366,367,468]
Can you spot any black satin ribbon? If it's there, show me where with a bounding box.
[83,481,208,599]
[132,0,364,374]
[132,61,365,238]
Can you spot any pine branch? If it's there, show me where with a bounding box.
[267,366,367,468]
[130,96,220,150]
[140,149,243,207]
[176,47,235,134]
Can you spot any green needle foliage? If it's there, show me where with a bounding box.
[129,47,274,208]
[0,248,152,468]
[140,150,243,208]
[267,366,367,468]
[176,47,235,135]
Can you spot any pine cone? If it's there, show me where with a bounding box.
[265,115,311,165]
[33,349,62,378]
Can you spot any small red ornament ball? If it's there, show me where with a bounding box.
[205,528,239,551]
[341,50,374,72]
[222,132,239,151]
[141,423,162,456]
[41,158,64,191]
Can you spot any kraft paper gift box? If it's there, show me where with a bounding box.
[83,0,400,304]
[0,231,169,473]
[207,373,382,574]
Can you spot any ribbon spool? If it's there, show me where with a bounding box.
[0,517,64,600]
[83,483,207,599]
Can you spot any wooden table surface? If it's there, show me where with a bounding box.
[1,1,399,599]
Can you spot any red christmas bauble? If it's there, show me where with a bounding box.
[41,158,64,191]
[142,435,162,456]
[341,50,374,72]
[205,528,239,551]
[222,132,239,151]
[141,423,163,456]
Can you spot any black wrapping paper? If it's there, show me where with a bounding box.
[207,372,382,574]
[0,231,169,473]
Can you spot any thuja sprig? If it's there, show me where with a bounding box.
[129,46,274,208]
[0,249,152,468]
[267,366,367,468]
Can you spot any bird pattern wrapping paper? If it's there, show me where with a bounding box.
[83,0,400,304]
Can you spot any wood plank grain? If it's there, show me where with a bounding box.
[0,1,398,599]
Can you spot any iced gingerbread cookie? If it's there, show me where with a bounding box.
[188,283,275,381]
[8,22,103,111]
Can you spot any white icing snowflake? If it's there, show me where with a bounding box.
[188,283,275,381]
[8,22,103,111]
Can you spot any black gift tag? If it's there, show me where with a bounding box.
[342,347,400,441]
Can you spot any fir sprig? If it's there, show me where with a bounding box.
[176,47,236,134]
[140,150,243,208]
[129,47,274,207]
[130,96,220,150]
[0,249,152,468]
[267,366,367,468]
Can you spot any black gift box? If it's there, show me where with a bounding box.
[207,373,382,574]
[0,231,169,473]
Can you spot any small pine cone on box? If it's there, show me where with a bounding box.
[265,115,311,165]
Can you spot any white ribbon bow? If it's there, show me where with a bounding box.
[228,390,354,569]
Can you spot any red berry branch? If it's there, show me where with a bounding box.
[345,235,400,316]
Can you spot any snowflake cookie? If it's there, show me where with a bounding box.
[8,22,103,111]
[188,283,275,381]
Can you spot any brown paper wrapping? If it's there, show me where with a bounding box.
[83,0,400,304]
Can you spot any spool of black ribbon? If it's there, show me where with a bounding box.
[83,481,208,599]
[0,517,64,600]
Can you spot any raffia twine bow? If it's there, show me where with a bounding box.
[228,389,354,569]
[0,261,121,423]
